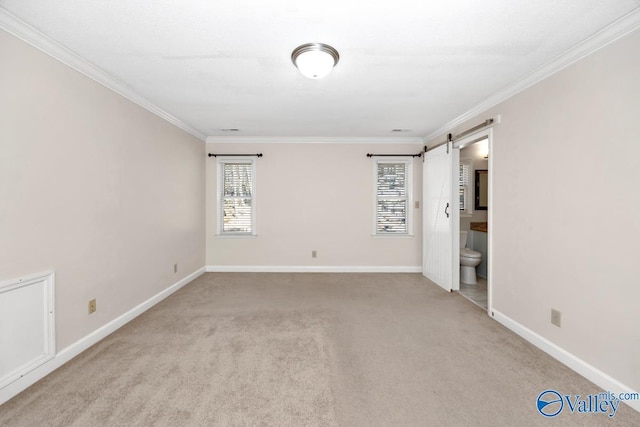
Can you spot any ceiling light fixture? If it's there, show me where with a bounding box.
[291,43,339,79]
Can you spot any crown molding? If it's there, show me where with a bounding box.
[206,136,424,144]
[0,8,207,141]
[422,7,640,143]
[4,4,638,146]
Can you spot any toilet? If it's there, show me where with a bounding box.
[460,231,482,284]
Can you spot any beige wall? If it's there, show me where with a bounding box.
[426,29,640,391]
[0,30,205,349]
[206,143,422,268]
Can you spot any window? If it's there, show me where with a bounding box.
[459,162,471,214]
[218,159,256,235]
[374,159,412,235]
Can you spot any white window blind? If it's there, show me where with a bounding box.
[219,160,255,234]
[376,161,410,234]
[459,163,470,212]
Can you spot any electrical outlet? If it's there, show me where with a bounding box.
[551,309,561,327]
[415,201,420,209]
[88,299,97,314]
[174,263,178,274]
[312,250,317,258]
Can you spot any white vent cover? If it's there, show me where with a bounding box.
[0,272,55,389]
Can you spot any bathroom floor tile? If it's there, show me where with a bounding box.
[459,278,487,310]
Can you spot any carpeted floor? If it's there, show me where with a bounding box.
[1,273,638,426]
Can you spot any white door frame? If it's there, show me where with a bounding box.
[453,128,493,314]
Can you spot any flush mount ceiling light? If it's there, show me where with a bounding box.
[291,43,339,79]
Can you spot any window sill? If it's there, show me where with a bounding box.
[371,234,414,239]
[215,234,257,239]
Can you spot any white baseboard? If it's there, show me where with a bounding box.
[492,310,639,413]
[0,267,205,405]
[205,265,422,273]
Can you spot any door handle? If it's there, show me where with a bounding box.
[445,202,450,218]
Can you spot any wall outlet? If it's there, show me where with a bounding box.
[551,309,561,327]
[312,250,317,258]
[415,200,420,209]
[88,299,97,314]
[174,263,178,274]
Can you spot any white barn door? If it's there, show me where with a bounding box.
[422,143,457,291]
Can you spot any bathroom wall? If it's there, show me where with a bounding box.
[460,142,488,232]
[425,28,640,394]
[0,30,206,351]
[470,231,488,279]
[206,142,423,270]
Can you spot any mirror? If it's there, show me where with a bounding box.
[475,170,488,210]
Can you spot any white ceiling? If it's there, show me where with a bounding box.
[2,1,639,140]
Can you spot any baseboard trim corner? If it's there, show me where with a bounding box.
[205,265,422,273]
[492,310,639,413]
[0,266,206,405]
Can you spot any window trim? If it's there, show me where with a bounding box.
[217,157,257,236]
[372,157,414,237]
[459,160,473,216]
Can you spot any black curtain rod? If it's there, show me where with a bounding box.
[366,153,422,158]
[208,153,263,158]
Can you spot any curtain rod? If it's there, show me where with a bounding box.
[366,153,422,158]
[208,153,263,158]
[425,118,494,153]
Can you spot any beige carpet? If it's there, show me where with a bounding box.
[1,273,638,426]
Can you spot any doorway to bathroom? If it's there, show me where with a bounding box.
[422,123,493,314]
[454,132,490,310]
